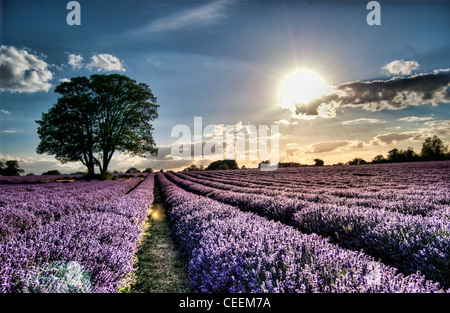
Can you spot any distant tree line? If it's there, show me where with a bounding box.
[344,135,449,166]
[124,167,154,174]
[183,160,240,171]
[182,135,449,171]
[4,136,449,176]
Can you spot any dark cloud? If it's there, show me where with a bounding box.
[292,70,450,119]
[370,132,422,146]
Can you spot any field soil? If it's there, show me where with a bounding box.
[130,180,190,293]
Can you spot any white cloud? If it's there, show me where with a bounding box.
[2,130,16,133]
[399,116,433,122]
[137,0,229,33]
[433,68,450,74]
[68,54,84,69]
[0,153,85,175]
[0,45,53,93]
[0,109,11,115]
[274,119,290,125]
[87,54,126,72]
[340,118,385,125]
[274,119,298,125]
[308,141,350,153]
[423,120,450,137]
[382,60,419,76]
[305,139,366,154]
[59,78,71,83]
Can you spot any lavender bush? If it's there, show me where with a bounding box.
[157,173,444,293]
[0,174,154,293]
[165,162,450,288]
[0,178,141,241]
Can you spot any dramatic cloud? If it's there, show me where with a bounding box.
[399,116,433,122]
[370,131,422,146]
[0,45,53,93]
[68,53,84,69]
[382,60,419,76]
[87,54,126,72]
[424,120,450,137]
[289,70,450,120]
[306,140,366,154]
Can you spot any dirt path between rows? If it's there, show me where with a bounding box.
[130,178,191,293]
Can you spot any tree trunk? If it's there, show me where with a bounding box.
[100,150,112,179]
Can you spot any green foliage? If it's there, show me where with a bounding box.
[42,170,62,175]
[387,147,419,163]
[313,159,324,166]
[347,158,367,165]
[366,135,449,165]
[206,159,239,171]
[421,135,448,161]
[0,160,25,176]
[371,154,386,164]
[36,74,159,178]
[125,167,141,173]
[278,162,304,168]
[183,164,205,171]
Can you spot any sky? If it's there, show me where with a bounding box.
[1,0,449,174]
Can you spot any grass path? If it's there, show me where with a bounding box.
[130,178,191,293]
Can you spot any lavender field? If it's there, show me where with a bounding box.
[161,161,450,292]
[0,162,449,293]
[0,174,154,292]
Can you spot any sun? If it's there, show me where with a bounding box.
[280,70,330,110]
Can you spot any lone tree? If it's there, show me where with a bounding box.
[313,159,324,166]
[36,74,158,178]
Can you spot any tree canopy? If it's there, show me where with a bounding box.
[125,167,141,174]
[42,170,62,176]
[206,160,239,171]
[0,160,25,176]
[36,74,159,178]
[421,135,448,161]
[313,159,324,166]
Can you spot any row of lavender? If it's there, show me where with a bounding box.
[0,172,148,184]
[157,173,444,292]
[0,174,154,293]
[166,164,450,289]
[0,177,142,242]
[183,162,450,216]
